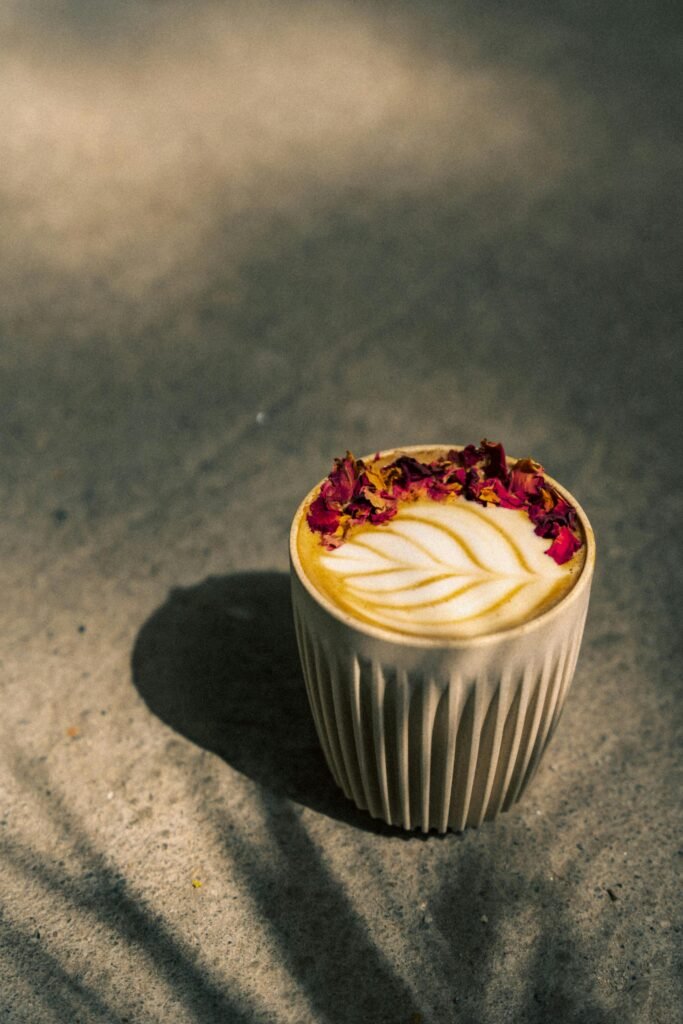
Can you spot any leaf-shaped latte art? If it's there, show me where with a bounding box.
[317,502,573,638]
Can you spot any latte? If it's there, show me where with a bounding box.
[290,442,595,831]
[297,496,584,639]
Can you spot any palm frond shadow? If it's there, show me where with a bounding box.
[1,750,255,1024]
[2,751,424,1023]
[430,837,616,1024]
[132,571,413,835]
[204,787,424,1024]
[0,905,120,1024]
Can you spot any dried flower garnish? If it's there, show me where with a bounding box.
[544,525,582,564]
[307,440,584,564]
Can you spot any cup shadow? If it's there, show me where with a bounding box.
[132,571,411,834]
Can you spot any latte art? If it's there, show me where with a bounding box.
[298,499,584,638]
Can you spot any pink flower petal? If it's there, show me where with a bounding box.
[545,526,582,564]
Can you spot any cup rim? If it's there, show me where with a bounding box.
[290,444,596,649]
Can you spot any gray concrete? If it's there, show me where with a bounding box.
[1,1,681,1021]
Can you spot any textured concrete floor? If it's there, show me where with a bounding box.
[1,1,681,1022]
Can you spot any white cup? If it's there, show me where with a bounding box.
[289,446,596,832]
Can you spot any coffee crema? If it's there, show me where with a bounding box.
[297,496,585,639]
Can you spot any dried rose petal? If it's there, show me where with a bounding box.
[550,498,577,528]
[470,477,526,508]
[323,452,360,505]
[492,480,526,509]
[441,465,467,489]
[346,500,372,524]
[479,439,509,483]
[424,477,452,500]
[463,467,482,501]
[322,534,344,550]
[475,484,501,505]
[360,464,385,492]
[454,444,481,469]
[529,496,578,537]
[510,458,545,498]
[385,455,434,485]
[307,494,342,534]
[369,504,398,525]
[538,487,555,513]
[545,526,582,564]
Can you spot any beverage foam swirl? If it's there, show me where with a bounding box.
[298,499,584,638]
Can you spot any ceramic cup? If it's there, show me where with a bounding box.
[289,446,596,832]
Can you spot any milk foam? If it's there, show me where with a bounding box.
[299,499,583,639]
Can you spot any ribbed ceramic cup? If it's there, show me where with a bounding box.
[289,446,595,833]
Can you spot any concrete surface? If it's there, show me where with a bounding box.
[1,1,681,1021]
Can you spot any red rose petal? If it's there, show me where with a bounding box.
[455,444,480,468]
[479,439,509,482]
[369,505,398,525]
[324,452,360,504]
[545,526,582,564]
[307,494,341,534]
[510,457,545,498]
[477,477,525,509]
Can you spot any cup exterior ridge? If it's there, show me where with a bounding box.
[290,446,595,833]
